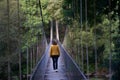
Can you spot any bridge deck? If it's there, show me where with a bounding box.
[44,55,68,80]
[30,43,87,80]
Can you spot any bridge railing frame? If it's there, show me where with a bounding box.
[30,41,51,80]
[58,42,87,80]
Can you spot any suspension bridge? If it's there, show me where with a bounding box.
[29,22,87,80]
[0,0,116,80]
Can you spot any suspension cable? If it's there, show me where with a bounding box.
[50,20,53,41]
[108,0,112,80]
[28,0,33,73]
[26,48,29,80]
[80,0,84,72]
[36,42,39,62]
[30,47,33,73]
[36,0,46,65]
[77,38,80,67]
[85,0,89,79]
[33,45,35,67]
[17,0,22,80]
[93,0,98,79]
[25,0,30,80]
[7,0,11,80]
[35,0,40,64]
[38,0,45,36]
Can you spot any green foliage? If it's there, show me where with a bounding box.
[20,0,43,49]
[45,0,63,20]
[0,0,20,79]
[62,0,120,79]
[0,0,119,79]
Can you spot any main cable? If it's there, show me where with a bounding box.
[25,0,30,80]
[7,0,11,80]
[17,0,22,80]
[85,0,89,79]
[93,0,98,79]
[38,0,45,36]
[80,0,84,72]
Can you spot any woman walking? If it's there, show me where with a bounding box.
[50,39,60,71]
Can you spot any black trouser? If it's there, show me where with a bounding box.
[51,55,59,70]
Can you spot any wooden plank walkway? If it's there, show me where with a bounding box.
[44,55,68,80]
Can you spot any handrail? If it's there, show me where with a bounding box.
[58,42,87,80]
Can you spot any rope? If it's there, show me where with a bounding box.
[50,20,53,41]
[38,0,44,25]
[38,0,45,36]
[56,21,59,41]
[85,0,89,79]
[77,39,80,67]
[27,48,29,80]
[17,0,22,80]
[33,45,35,67]
[93,0,98,79]
[30,47,33,73]
[108,0,112,80]
[25,0,30,80]
[80,0,84,71]
[36,42,39,64]
[35,0,40,64]
[28,0,33,73]
[29,0,33,74]
[6,0,11,80]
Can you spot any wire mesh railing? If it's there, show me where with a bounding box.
[30,41,51,80]
[29,41,87,80]
[58,42,87,80]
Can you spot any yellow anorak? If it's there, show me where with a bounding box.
[50,45,60,57]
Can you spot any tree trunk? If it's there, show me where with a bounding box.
[19,50,22,80]
[27,48,29,80]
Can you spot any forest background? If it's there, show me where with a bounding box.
[0,0,119,80]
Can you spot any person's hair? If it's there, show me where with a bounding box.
[52,39,57,45]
